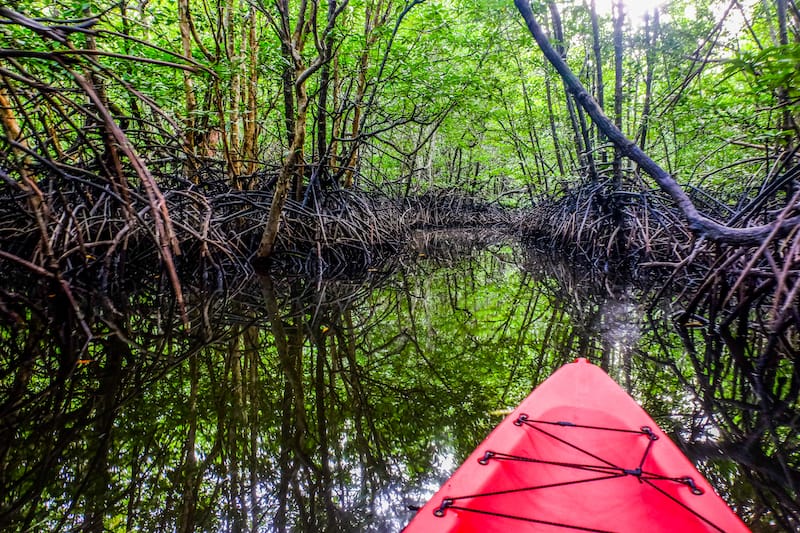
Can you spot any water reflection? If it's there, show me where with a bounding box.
[643,310,800,531]
[0,232,797,531]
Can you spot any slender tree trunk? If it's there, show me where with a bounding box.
[254,0,364,258]
[178,0,197,177]
[548,2,595,178]
[576,103,597,181]
[636,9,658,152]
[607,0,625,244]
[315,0,338,182]
[291,68,308,201]
[512,48,547,186]
[548,3,586,173]
[340,0,402,188]
[258,89,308,259]
[612,0,624,189]
[328,52,341,171]
[242,5,259,178]
[426,129,436,186]
[589,0,606,165]
[224,0,242,179]
[0,86,25,155]
[281,41,296,148]
[501,95,533,187]
[1,84,57,265]
[316,49,332,164]
[777,0,798,138]
[544,68,565,176]
[344,48,370,188]
[120,1,143,124]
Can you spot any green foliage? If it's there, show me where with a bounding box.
[2,0,796,200]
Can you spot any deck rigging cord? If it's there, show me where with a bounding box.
[430,415,725,532]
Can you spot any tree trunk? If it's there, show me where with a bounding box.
[314,0,338,192]
[281,40,296,148]
[343,48,370,188]
[547,2,596,179]
[612,0,624,190]
[242,4,259,178]
[328,52,342,172]
[257,88,308,259]
[338,0,415,188]
[779,0,799,138]
[548,3,586,174]
[512,51,547,184]
[256,0,349,259]
[636,9,658,152]
[589,0,606,165]
[178,0,197,177]
[224,0,242,179]
[544,68,565,176]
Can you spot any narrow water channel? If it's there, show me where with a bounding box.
[0,231,797,531]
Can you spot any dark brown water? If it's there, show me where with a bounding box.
[1,231,797,531]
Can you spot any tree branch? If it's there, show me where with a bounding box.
[513,0,800,247]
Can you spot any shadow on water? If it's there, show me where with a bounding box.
[0,230,798,531]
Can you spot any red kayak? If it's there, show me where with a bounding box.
[405,358,750,532]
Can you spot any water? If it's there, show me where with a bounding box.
[1,231,797,531]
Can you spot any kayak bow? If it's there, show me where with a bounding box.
[405,358,750,532]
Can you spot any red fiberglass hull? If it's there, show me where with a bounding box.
[405,358,750,532]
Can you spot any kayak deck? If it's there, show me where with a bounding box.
[404,358,750,532]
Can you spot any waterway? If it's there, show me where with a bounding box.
[0,231,797,531]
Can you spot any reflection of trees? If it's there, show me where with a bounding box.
[0,270,207,531]
[522,246,799,530]
[639,307,800,531]
[0,234,557,531]
[1,234,797,531]
[521,248,641,381]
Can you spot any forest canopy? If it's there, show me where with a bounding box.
[2,1,796,190]
[1,0,798,268]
